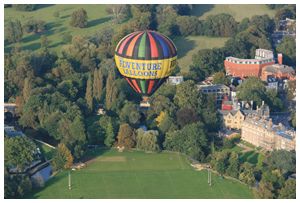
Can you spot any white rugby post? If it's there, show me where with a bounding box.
[68,170,72,190]
[207,167,212,186]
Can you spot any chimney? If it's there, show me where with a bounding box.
[278,53,283,65]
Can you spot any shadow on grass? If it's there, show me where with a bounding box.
[87,16,112,28]
[36,4,55,10]
[240,151,258,165]
[24,171,69,199]
[174,37,196,59]
[190,4,214,17]
[49,41,65,48]
[22,34,41,44]
[80,148,111,163]
[22,42,41,51]
[60,14,71,19]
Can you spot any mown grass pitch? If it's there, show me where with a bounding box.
[191,4,275,22]
[174,36,229,73]
[27,149,253,199]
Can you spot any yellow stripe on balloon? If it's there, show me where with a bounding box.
[114,55,177,80]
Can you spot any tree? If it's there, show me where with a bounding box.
[266,150,296,174]
[4,136,37,171]
[5,19,23,43]
[85,73,93,112]
[120,102,141,126]
[254,180,275,199]
[189,48,226,81]
[130,5,156,30]
[136,129,161,152]
[238,162,256,186]
[275,7,296,22]
[226,152,240,178]
[176,16,199,36]
[211,151,230,175]
[116,123,136,149]
[238,18,250,32]
[279,179,296,199]
[105,70,116,110]
[212,71,229,85]
[203,13,238,37]
[61,36,98,72]
[172,4,192,15]
[236,77,267,106]
[174,80,202,109]
[276,36,296,67]
[86,119,105,145]
[22,77,32,102]
[156,5,180,36]
[93,68,104,102]
[104,117,115,147]
[4,171,32,198]
[106,5,130,24]
[70,8,88,28]
[23,19,46,33]
[249,15,275,34]
[156,112,178,134]
[40,35,49,49]
[52,143,74,171]
[200,94,221,132]
[164,122,208,161]
[176,107,199,127]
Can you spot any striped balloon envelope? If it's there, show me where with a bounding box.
[114,30,177,96]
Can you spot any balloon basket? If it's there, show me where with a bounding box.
[140,96,150,108]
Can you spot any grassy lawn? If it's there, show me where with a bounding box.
[191,4,276,22]
[239,150,259,165]
[4,4,114,53]
[173,36,229,73]
[27,149,253,199]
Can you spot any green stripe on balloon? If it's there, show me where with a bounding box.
[140,80,146,94]
[138,33,147,58]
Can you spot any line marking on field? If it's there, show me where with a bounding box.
[128,157,146,198]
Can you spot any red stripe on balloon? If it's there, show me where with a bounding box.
[126,32,144,57]
[125,78,138,93]
[147,32,159,58]
[131,79,142,93]
[147,80,155,94]
[118,32,137,55]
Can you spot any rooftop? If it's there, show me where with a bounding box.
[264,64,295,74]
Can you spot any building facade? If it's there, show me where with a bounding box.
[197,84,230,106]
[219,110,245,129]
[167,76,184,85]
[224,49,275,78]
[241,115,295,151]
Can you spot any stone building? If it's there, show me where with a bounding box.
[219,101,270,130]
[241,115,295,151]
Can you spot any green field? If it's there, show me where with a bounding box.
[4,4,113,53]
[174,36,229,73]
[27,149,253,199]
[191,4,275,22]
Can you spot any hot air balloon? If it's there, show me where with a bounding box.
[114,30,177,107]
